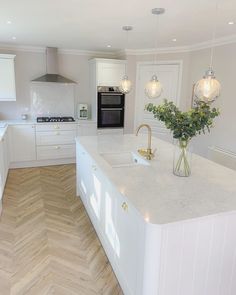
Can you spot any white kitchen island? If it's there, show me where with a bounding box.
[76,134,236,295]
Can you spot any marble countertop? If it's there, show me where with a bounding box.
[76,134,236,225]
[0,119,96,125]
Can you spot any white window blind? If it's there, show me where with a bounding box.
[0,54,16,101]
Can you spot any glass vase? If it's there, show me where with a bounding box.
[173,139,191,177]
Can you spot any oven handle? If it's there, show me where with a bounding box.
[101,108,123,111]
[100,93,123,96]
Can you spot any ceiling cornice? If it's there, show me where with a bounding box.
[0,44,117,57]
[58,48,117,57]
[123,34,236,55]
[0,34,236,56]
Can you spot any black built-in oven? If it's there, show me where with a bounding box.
[97,87,125,128]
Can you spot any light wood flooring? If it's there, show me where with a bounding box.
[0,164,123,295]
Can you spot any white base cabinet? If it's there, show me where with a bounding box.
[10,124,36,162]
[0,128,10,206]
[76,143,145,295]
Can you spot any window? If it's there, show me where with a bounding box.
[0,54,16,101]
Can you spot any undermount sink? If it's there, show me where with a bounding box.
[100,151,150,168]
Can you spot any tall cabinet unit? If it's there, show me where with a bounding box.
[89,58,126,122]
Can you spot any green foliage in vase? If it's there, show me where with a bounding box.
[145,99,220,141]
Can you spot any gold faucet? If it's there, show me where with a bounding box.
[135,124,155,160]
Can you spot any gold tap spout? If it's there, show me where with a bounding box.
[135,124,155,160]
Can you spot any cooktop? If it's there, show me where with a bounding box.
[37,116,75,123]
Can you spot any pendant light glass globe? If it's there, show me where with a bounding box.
[194,69,221,103]
[119,75,132,94]
[145,75,163,99]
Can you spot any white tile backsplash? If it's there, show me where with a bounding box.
[30,83,75,118]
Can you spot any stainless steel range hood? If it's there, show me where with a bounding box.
[32,47,76,83]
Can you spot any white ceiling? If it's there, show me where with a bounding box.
[0,0,236,52]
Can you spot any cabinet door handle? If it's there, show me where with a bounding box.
[32,125,35,128]
[122,202,128,211]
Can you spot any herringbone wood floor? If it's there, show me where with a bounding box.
[0,164,123,295]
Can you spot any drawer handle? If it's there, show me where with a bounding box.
[122,202,128,211]
[55,146,60,150]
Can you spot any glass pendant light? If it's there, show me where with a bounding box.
[194,2,221,103]
[145,8,165,99]
[119,26,133,94]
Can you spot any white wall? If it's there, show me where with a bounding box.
[0,48,113,120]
[188,43,236,157]
[0,44,235,159]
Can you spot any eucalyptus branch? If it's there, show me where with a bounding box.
[145,99,220,141]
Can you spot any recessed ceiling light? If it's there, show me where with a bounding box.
[107,45,111,48]
[7,20,12,25]
[172,38,177,42]
[12,36,16,40]
[228,21,234,25]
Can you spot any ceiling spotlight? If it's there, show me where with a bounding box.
[172,38,177,42]
[107,45,111,48]
[12,36,16,40]
[228,21,234,25]
[7,20,12,24]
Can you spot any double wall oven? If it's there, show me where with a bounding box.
[97,87,125,128]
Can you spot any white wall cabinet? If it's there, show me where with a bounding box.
[0,54,16,101]
[97,61,126,87]
[10,124,36,162]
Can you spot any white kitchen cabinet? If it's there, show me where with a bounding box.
[36,130,76,146]
[89,58,126,121]
[3,130,10,173]
[97,128,124,135]
[76,141,145,295]
[97,61,126,87]
[77,122,97,136]
[114,194,143,295]
[0,141,5,196]
[36,123,76,161]
[10,124,36,162]
[37,144,75,160]
[0,129,10,200]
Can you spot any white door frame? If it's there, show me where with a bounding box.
[134,60,183,132]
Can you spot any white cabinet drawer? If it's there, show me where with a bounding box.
[97,128,124,135]
[37,144,75,160]
[36,130,76,146]
[36,123,77,132]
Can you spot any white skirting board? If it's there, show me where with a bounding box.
[208,146,236,170]
[10,157,76,169]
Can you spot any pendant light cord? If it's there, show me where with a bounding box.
[154,14,159,66]
[209,1,219,69]
[125,29,128,75]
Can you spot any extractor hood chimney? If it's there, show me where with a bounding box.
[32,47,76,83]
